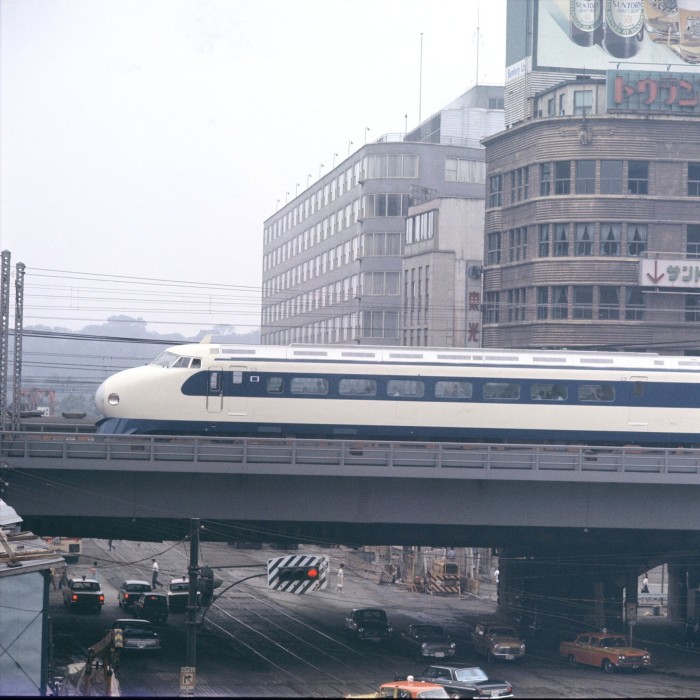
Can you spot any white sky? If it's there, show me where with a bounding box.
[0,0,507,335]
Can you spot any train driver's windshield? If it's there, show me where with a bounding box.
[151,352,202,369]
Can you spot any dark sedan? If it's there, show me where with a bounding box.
[414,665,514,699]
[111,619,161,651]
[400,624,457,659]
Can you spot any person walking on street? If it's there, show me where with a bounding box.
[641,573,649,593]
[89,561,100,583]
[336,563,344,593]
[49,567,57,590]
[108,539,114,551]
[152,558,163,588]
[59,567,68,589]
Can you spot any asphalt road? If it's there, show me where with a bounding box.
[48,539,700,697]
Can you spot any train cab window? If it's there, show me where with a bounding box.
[151,351,178,368]
[483,382,521,400]
[191,358,201,368]
[267,377,285,394]
[387,379,424,398]
[339,378,377,396]
[530,383,567,401]
[435,380,473,399]
[578,384,615,402]
[173,357,191,368]
[291,377,329,395]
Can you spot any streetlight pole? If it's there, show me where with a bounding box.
[185,519,200,679]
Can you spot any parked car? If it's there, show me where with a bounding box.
[400,624,456,659]
[559,632,651,672]
[62,577,105,612]
[414,665,514,699]
[118,580,152,610]
[132,591,169,623]
[346,678,449,698]
[471,623,525,662]
[167,577,191,613]
[344,608,393,642]
[111,618,161,651]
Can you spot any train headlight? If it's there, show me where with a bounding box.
[108,393,120,406]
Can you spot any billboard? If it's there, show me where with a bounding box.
[536,0,700,75]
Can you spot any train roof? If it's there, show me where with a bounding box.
[168,343,700,371]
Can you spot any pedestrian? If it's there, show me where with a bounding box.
[641,573,649,594]
[89,561,100,582]
[108,539,113,551]
[336,563,344,592]
[447,547,456,560]
[152,558,163,588]
[493,568,499,584]
[49,567,57,591]
[59,567,68,589]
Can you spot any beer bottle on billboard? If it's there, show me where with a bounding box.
[602,0,644,57]
[570,0,603,46]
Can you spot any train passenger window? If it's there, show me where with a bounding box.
[435,381,473,399]
[530,383,567,401]
[339,378,377,396]
[387,379,424,398]
[267,377,284,394]
[231,371,243,384]
[483,382,520,400]
[578,384,615,402]
[290,377,329,395]
[633,381,645,396]
[209,372,221,392]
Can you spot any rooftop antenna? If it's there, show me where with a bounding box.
[419,32,423,124]
[475,1,480,86]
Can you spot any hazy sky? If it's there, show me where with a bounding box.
[0,0,507,336]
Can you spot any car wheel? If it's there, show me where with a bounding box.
[449,693,461,699]
[602,658,614,673]
[568,654,578,667]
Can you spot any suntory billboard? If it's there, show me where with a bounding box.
[535,1,700,75]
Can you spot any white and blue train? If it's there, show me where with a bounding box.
[94,341,700,447]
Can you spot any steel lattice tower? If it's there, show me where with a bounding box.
[0,251,11,430]
[11,263,25,430]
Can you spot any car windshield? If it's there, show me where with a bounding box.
[454,668,489,683]
[489,627,517,637]
[72,581,100,591]
[357,610,386,621]
[126,584,151,592]
[600,637,627,648]
[170,583,188,592]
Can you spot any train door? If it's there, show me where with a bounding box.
[206,368,224,413]
[226,366,248,417]
[628,376,648,426]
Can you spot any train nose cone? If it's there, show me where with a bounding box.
[95,380,108,413]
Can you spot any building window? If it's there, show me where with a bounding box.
[628,161,649,195]
[552,285,568,319]
[554,224,569,256]
[537,287,549,319]
[507,288,527,321]
[547,97,555,116]
[555,161,571,194]
[600,223,621,256]
[540,163,552,196]
[575,223,594,256]
[484,292,500,323]
[488,175,503,207]
[573,90,593,115]
[686,292,700,321]
[445,158,485,183]
[364,154,419,179]
[509,227,528,262]
[688,225,700,259]
[599,286,620,320]
[576,160,595,194]
[539,224,550,257]
[690,164,700,196]
[559,93,565,115]
[627,224,647,256]
[573,285,593,319]
[510,167,529,202]
[362,310,399,338]
[625,287,645,320]
[487,232,502,264]
[600,160,623,194]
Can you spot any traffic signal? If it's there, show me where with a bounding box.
[278,565,320,583]
[267,555,329,594]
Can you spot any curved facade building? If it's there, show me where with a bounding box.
[482,76,700,354]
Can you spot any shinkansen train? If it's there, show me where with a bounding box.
[94,342,700,447]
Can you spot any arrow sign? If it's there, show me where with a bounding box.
[645,260,665,284]
[180,666,196,689]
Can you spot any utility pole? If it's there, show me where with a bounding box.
[182,518,200,697]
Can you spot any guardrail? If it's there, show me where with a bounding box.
[3,431,700,477]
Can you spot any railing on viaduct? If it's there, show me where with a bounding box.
[3,431,700,482]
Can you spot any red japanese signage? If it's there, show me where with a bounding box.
[608,70,700,113]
